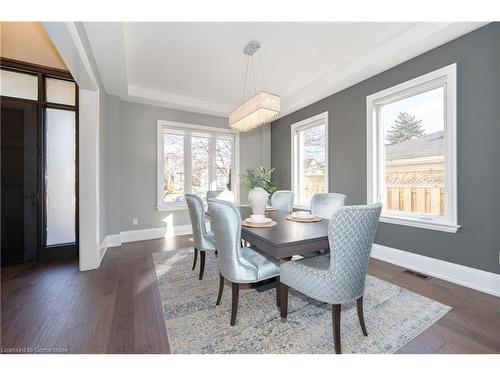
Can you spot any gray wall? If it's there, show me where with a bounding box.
[105,98,271,233]
[104,95,121,235]
[271,23,500,274]
[239,123,271,202]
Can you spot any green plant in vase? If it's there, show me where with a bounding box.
[243,166,277,195]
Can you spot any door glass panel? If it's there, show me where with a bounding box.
[191,136,210,199]
[0,69,38,100]
[46,78,76,106]
[45,108,76,245]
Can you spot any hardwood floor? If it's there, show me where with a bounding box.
[1,235,499,354]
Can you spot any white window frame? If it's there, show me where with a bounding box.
[156,120,240,211]
[366,63,459,233]
[291,111,329,209]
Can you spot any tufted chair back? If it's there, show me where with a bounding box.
[185,194,213,251]
[327,203,382,301]
[208,199,263,283]
[310,193,346,219]
[270,190,294,212]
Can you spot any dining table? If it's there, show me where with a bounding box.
[237,206,329,259]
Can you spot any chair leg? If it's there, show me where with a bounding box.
[192,248,198,271]
[280,283,288,321]
[275,276,281,308]
[357,295,368,336]
[332,304,342,354]
[199,251,206,280]
[230,282,239,326]
[216,274,224,305]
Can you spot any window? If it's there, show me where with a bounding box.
[157,121,239,210]
[367,64,459,233]
[45,108,76,245]
[45,77,76,106]
[215,139,232,190]
[291,112,329,208]
[0,68,38,100]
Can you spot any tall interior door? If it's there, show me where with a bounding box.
[1,60,79,266]
[1,98,38,265]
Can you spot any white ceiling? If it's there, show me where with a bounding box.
[83,22,486,118]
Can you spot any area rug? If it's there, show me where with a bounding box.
[152,248,451,354]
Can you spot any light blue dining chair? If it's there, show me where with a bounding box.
[208,198,282,326]
[270,190,294,212]
[279,203,382,354]
[310,193,347,219]
[206,189,235,202]
[308,193,347,256]
[185,194,217,280]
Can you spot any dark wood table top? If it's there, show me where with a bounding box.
[238,206,329,259]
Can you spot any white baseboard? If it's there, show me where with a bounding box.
[101,223,199,249]
[106,234,122,247]
[371,243,500,297]
[99,237,109,263]
[120,224,193,243]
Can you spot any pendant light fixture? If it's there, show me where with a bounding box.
[229,40,280,132]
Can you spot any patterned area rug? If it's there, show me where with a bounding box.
[152,248,451,354]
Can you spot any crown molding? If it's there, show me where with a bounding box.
[126,85,232,117]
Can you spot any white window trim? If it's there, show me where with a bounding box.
[291,111,329,210]
[366,63,460,233]
[156,120,240,211]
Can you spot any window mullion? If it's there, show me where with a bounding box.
[209,137,216,191]
[377,105,384,204]
[185,134,192,195]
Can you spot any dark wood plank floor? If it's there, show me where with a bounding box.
[1,235,499,354]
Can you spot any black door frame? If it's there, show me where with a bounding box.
[1,57,79,262]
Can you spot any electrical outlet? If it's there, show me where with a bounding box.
[132,218,138,225]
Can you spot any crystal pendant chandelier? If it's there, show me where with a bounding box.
[229,40,280,132]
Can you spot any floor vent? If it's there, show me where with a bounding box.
[402,269,431,280]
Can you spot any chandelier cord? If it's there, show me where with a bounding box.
[258,50,268,91]
[241,54,250,100]
[252,54,256,95]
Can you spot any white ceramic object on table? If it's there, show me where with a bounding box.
[250,214,266,223]
[248,187,269,215]
[246,215,272,224]
[293,210,312,218]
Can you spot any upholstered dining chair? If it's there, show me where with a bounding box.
[206,189,235,202]
[270,190,294,212]
[208,198,282,326]
[185,194,217,280]
[279,203,382,354]
[310,193,347,219]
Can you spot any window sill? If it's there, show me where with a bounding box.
[380,214,460,233]
[156,204,188,212]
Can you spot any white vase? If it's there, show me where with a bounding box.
[248,187,269,215]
